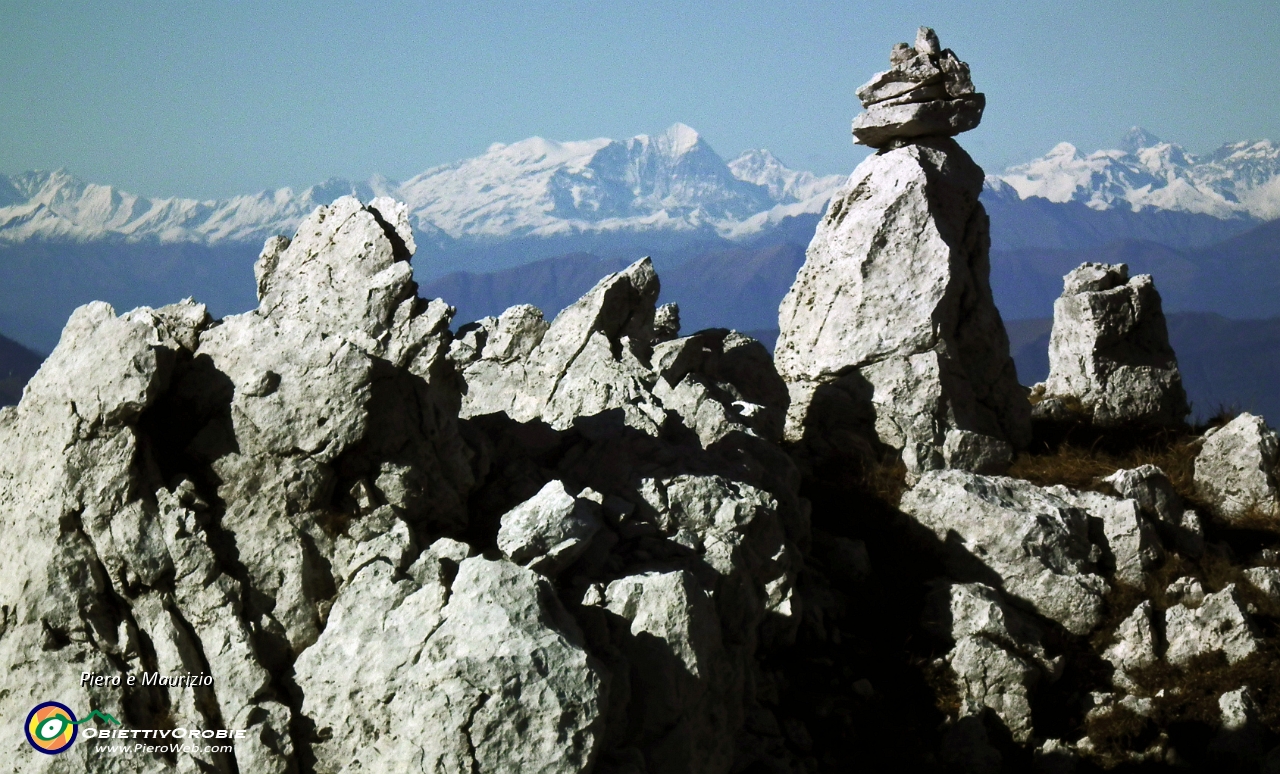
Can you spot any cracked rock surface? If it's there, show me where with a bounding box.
[1195,412,1280,523]
[1038,262,1189,427]
[0,197,807,773]
[852,27,985,149]
[775,134,1029,478]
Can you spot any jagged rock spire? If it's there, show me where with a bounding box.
[777,28,1028,479]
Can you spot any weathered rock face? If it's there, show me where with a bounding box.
[900,471,1108,635]
[1103,602,1158,690]
[852,27,985,149]
[1048,486,1164,587]
[1038,262,1188,427]
[0,196,480,773]
[925,582,1054,742]
[1164,584,1261,667]
[776,135,1029,477]
[0,197,807,773]
[1104,464,1205,556]
[1195,412,1280,523]
[296,549,608,774]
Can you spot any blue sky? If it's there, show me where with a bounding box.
[3,1,1277,198]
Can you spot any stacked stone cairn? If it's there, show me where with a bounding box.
[777,27,1029,479]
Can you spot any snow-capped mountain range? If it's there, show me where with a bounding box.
[0,124,843,247]
[1,124,1276,251]
[990,127,1280,220]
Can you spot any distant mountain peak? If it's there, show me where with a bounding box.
[0,124,846,249]
[998,130,1280,220]
[659,122,703,156]
[1119,127,1163,154]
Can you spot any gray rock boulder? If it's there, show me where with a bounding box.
[600,570,732,772]
[1164,584,1260,667]
[1244,566,1280,605]
[949,635,1039,743]
[1104,465,1204,555]
[1039,263,1188,427]
[296,553,608,773]
[926,581,1055,742]
[652,328,789,445]
[852,27,985,149]
[776,135,1029,477]
[1103,602,1158,690]
[498,480,604,576]
[1166,576,1206,607]
[1195,413,1280,523]
[900,471,1108,634]
[1048,487,1163,586]
[459,258,666,435]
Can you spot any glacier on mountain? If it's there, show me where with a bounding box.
[0,124,844,248]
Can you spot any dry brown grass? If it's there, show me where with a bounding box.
[861,456,908,508]
[1007,436,1203,505]
[1084,703,1152,759]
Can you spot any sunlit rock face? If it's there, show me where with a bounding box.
[0,194,809,773]
[777,28,1028,479]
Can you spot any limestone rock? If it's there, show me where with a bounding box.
[776,137,1029,477]
[497,480,604,576]
[1048,487,1163,586]
[900,471,1107,634]
[949,636,1038,743]
[0,196,478,773]
[653,302,681,342]
[1195,413,1280,523]
[1104,465,1204,555]
[459,258,667,434]
[602,570,732,772]
[652,328,789,445]
[1040,263,1188,427]
[853,27,985,148]
[927,582,1054,741]
[1244,566,1280,605]
[460,258,789,451]
[1209,687,1267,765]
[925,581,1056,674]
[296,554,608,773]
[1164,584,1260,667]
[1166,576,1206,607]
[0,194,815,772]
[1103,602,1158,690]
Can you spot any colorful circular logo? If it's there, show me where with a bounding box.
[25,702,78,754]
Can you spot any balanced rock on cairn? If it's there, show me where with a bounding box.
[852,26,985,149]
[776,28,1029,478]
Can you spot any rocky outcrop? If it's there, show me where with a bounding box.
[925,582,1055,742]
[900,471,1107,635]
[1103,602,1159,690]
[852,27,985,149]
[776,126,1028,477]
[1164,584,1261,667]
[1195,412,1280,523]
[0,196,808,773]
[1036,262,1188,427]
[1048,486,1163,586]
[296,550,608,773]
[1104,464,1204,556]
